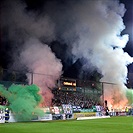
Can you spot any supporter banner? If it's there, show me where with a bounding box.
[80,109,94,113]
[0,109,5,123]
[73,106,81,113]
[62,104,73,114]
[95,106,102,112]
[50,106,63,114]
[80,106,103,113]
[73,112,96,119]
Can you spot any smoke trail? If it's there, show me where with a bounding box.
[19,38,62,106]
[0,84,44,121]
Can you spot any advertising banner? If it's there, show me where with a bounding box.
[73,112,96,119]
[38,114,52,121]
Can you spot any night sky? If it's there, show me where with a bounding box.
[120,0,133,73]
[0,0,133,82]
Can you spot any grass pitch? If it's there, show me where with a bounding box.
[0,116,133,133]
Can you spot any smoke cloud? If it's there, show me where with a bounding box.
[1,0,62,106]
[0,84,44,121]
[19,38,62,106]
[43,0,133,106]
[1,0,55,42]
[1,0,133,107]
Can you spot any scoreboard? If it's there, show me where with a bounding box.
[60,78,76,87]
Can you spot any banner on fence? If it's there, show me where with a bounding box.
[0,109,5,123]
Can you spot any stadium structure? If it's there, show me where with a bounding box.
[0,68,133,123]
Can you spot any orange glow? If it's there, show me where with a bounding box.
[103,84,128,111]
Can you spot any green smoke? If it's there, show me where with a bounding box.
[126,89,133,105]
[0,84,44,121]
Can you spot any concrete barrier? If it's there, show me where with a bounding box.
[77,116,110,120]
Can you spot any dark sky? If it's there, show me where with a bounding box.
[0,0,133,81]
[120,0,133,54]
[120,0,133,73]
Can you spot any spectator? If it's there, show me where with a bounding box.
[52,89,101,109]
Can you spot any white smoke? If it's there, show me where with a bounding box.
[1,0,133,107]
[67,0,133,107]
[44,0,133,106]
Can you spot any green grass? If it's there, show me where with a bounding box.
[0,116,133,133]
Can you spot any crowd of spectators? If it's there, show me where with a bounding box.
[0,88,101,110]
[0,95,7,106]
[52,89,101,109]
